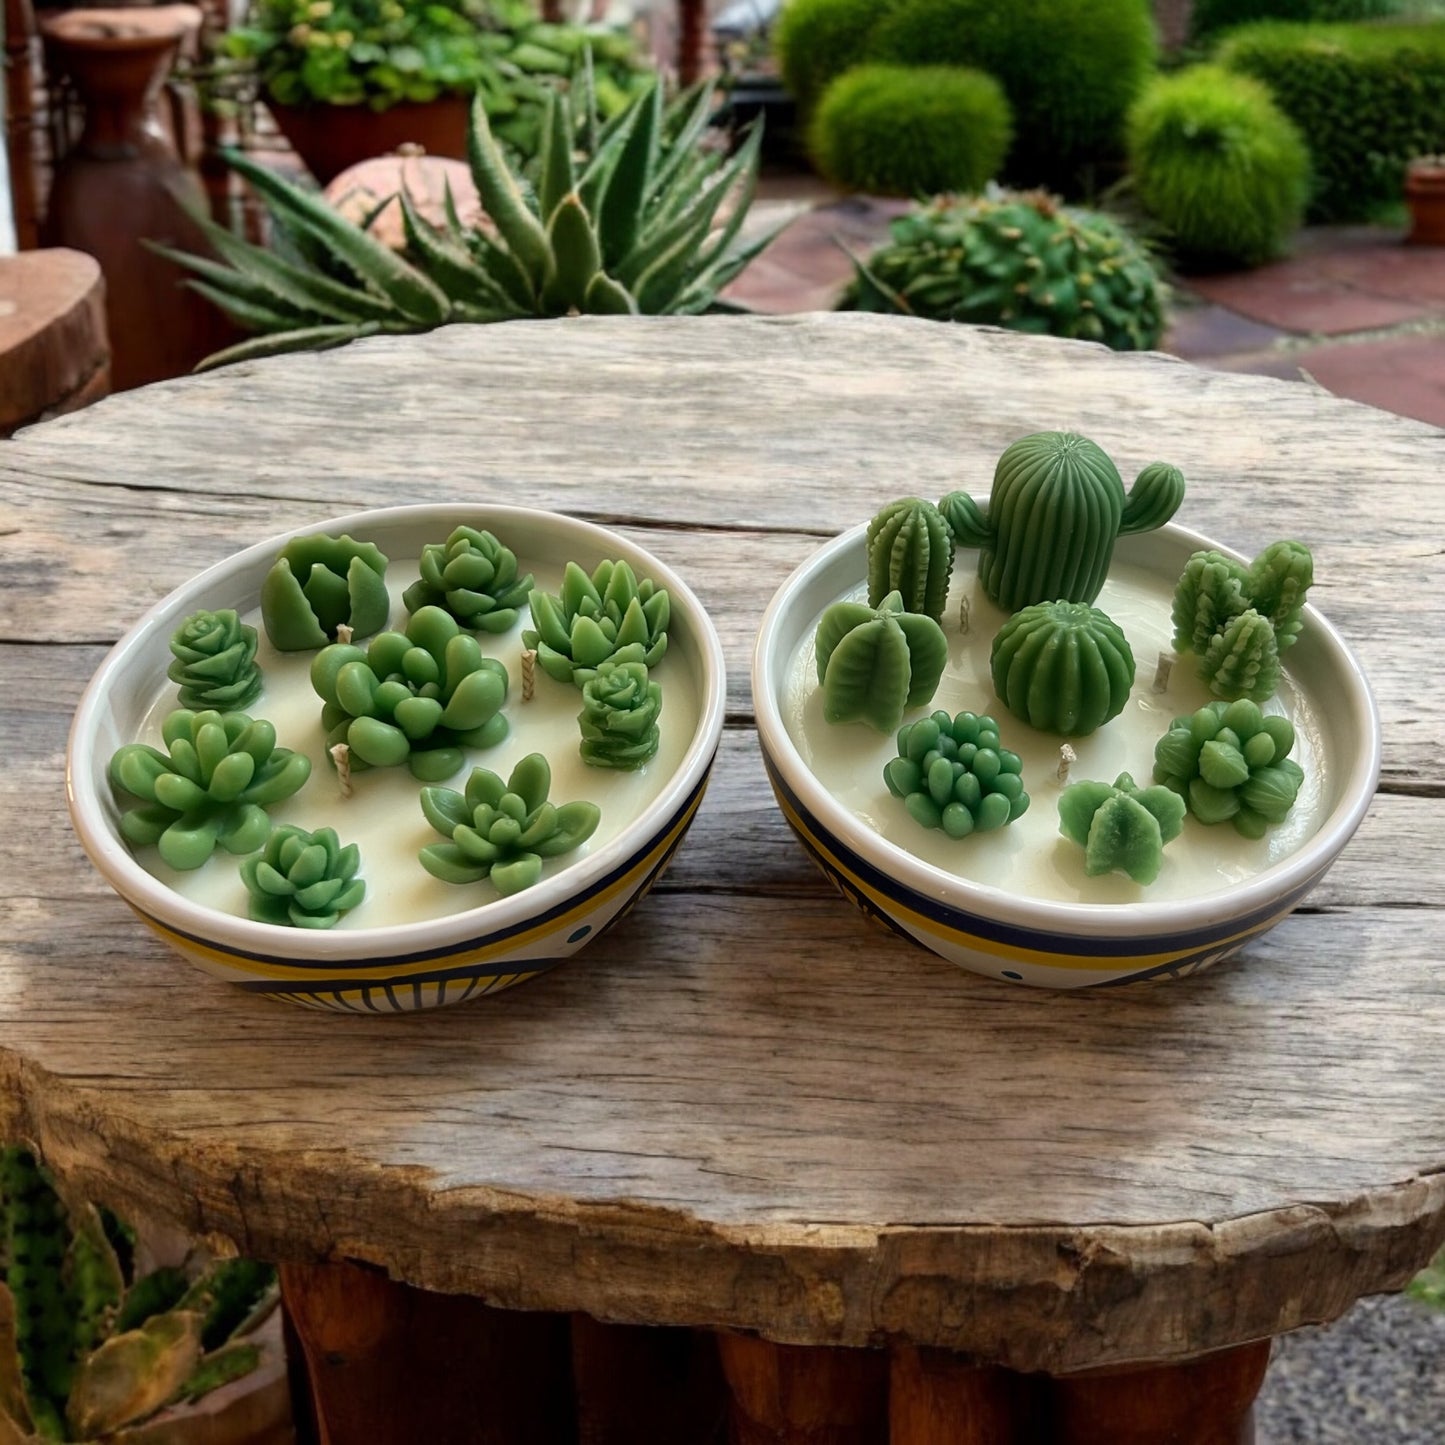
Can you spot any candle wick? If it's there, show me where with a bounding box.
[329,742,354,798]
[958,593,971,635]
[1152,651,1175,694]
[335,623,354,645]
[521,648,536,702]
[1056,743,1076,784]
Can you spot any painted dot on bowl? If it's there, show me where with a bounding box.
[1002,970,1023,981]
[568,925,592,943]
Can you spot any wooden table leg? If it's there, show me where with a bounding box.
[889,1346,1039,1444]
[717,1334,889,1445]
[279,1261,576,1445]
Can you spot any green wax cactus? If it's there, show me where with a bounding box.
[1058,771,1186,886]
[167,610,261,711]
[815,590,948,734]
[884,710,1029,837]
[240,825,365,929]
[311,606,509,783]
[418,753,601,897]
[523,560,670,687]
[866,497,953,621]
[578,661,662,771]
[402,526,534,634]
[940,432,1186,612]
[990,599,1135,736]
[260,533,390,651]
[109,710,310,871]
[1153,698,1304,838]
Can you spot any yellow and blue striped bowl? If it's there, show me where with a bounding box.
[752,523,1380,990]
[68,504,725,1012]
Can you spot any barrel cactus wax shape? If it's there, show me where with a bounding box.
[940,432,1186,612]
[866,497,954,621]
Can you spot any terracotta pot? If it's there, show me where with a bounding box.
[266,95,471,184]
[323,152,488,251]
[1404,159,1445,246]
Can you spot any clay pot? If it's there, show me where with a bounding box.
[266,94,471,184]
[1404,157,1445,246]
[323,151,488,251]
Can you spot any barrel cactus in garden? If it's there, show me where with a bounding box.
[841,190,1167,353]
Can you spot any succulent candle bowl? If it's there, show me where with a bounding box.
[752,520,1379,989]
[67,505,724,1012]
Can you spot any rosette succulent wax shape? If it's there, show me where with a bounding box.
[814,591,947,734]
[402,526,534,634]
[523,560,669,686]
[991,600,1136,736]
[884,711,1029,838]
[866,498,953,621]
[108,710,311,870]
[579,661,663,771]
[241,825,365,928]
[419,754,601,897]
[311,606,509,782]
[1172,541,1313,703]
[1154,699,1304,839]
[1058,772,1186,885]
[940,432,1186,612]
[168,609,261,710]
[261,533,390,650]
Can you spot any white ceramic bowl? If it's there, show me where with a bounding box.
[752,522,1380,989]
[68,504,725,1012]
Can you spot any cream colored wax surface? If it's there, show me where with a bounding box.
[783,563,1329,905]
[135,560,700,927]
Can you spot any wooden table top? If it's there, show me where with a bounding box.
[2,314,1442,1374]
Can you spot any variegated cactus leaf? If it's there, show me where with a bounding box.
[65,1310,203,1439]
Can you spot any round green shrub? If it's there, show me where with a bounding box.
[1127,65,1309,269]
[773,0,906,111]
[1219,20,1445,221]
[869,0,1158,189]
[808,65,1012,197]
[1192,0,1399,41]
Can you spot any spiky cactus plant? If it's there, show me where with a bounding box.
[866,498,953,621]
[152,71,782,370]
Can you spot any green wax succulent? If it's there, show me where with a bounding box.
[1153,698,1304,838]
[240,825,364,929]
[1172,540,1312,702]
[991,599,1135,737]
[523,560,669,687]
[884,710,1029,837]
[1058,771,1186,886]
[419,753,600,897]
[866,497,953,621]
[260,533,390,651]
[167,609,261,711]
[311,605,509,783]
[941,432,1185,612]
[109,710,310,871]
[578,661,662,771]
[402,526,533,634]
[815,590,947,734]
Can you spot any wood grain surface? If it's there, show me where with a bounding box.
[1,314,1442,1373]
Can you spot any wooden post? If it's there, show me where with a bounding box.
[888,1347,1035,1445]
[718,1334,888,1445]
[3,0,42,248]
[677,0,707,87]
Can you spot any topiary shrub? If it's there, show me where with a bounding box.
[869,0,1158,189]
[1219,20,1445,219]
[773,0,906,111]
[807,65,1013,197]
[839,189,1167,352]
[1192,0,1400,41]
[1127,65,1310,269]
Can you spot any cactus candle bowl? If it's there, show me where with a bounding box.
[752,435,1379,989]
[67,505,724,1012]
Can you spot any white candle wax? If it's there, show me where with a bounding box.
[133,560,699,928]
[782,561,1329,905]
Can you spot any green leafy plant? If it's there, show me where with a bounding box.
[1218,20,1445,220]
[1058,771,1186,885]
[1,1146,278,1442]
[1192,0,1401,41]
[1127,65,1310,269]
[884,710,1029,837]
[261,532,391,650]
[154,73,781,370]
[868,0,1158,188]
[772,0,907,111]
[814,590,947,734]
[807,64,1012,197]
[240,824,366,927]
[402,525,533,633]
[167,610,262,711]
[578,660,662,770]
[109,710,311,871]
[523,560,669,687]
[419,753,600,894]
[840,189,1168,353]
[866,497,953,622]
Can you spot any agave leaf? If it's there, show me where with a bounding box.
[465,94,552,288]
[398,190,522,315]
[466,228,538,310]
[194,322,383,373]
[225,150,448,326]
[543,195,600,311]
[440,177,468,246]
[146,241,312,320]
[64,1201,125,1361]
[673,213,791,315]
[583,270,638,315]
[596,80,661,272]
[184,280,313,335]
[687,123,767,275]
[0,1285,32,1437]
[647,81,716,200]
[537,88,577,226]
[66,1311,203,1438]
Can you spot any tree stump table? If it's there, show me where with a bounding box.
[1,314,1442,1444]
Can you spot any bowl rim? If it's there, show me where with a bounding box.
[751,518,1381,941]
[66,502,726,961]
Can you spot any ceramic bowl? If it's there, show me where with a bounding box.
[752,522,1380,989]
[68,504,725,1012]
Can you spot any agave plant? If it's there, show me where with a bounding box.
[154,67,780,370]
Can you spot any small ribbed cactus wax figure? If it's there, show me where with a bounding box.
[941,431,1185,612]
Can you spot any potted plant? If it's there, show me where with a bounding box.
[1405,154,1445,246]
